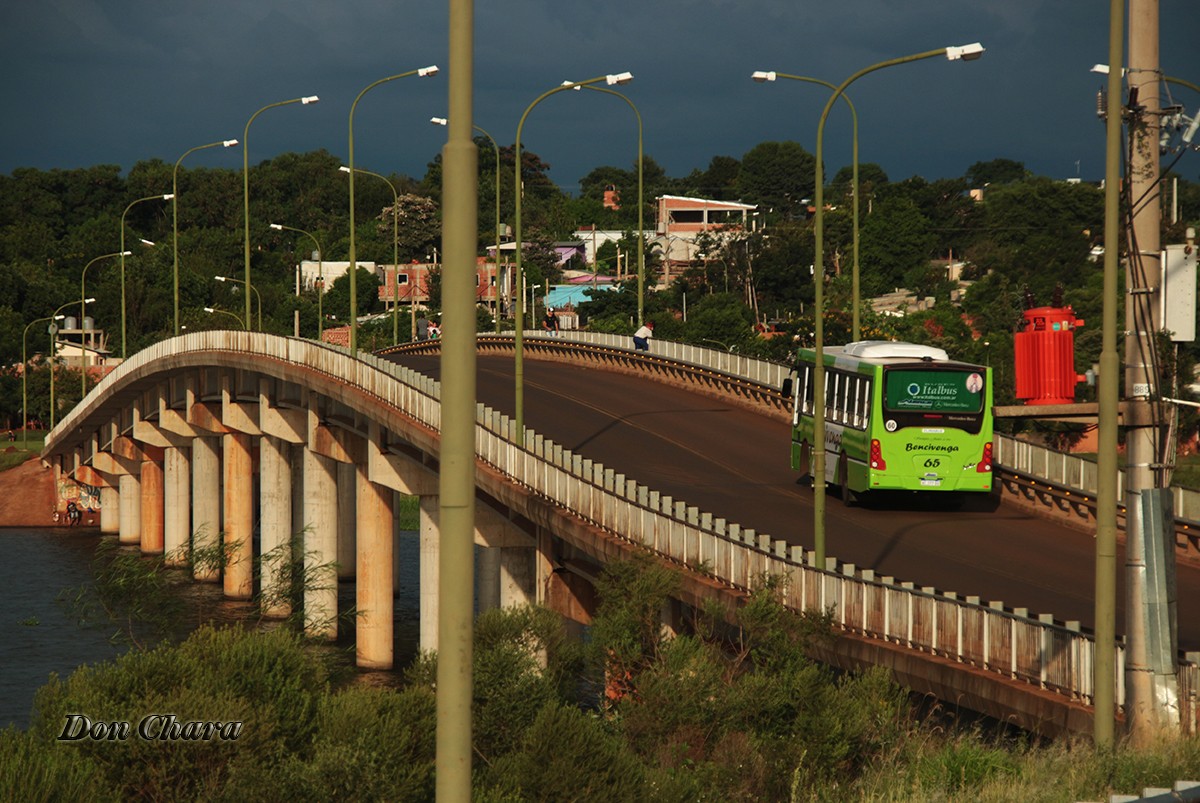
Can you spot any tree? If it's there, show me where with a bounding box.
[966,158,1027,187]
[858,196,935,295]
[736,141,816,219]
[376,194,441,263]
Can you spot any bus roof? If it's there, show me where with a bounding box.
[839,341,950,361]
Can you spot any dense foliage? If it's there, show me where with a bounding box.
[5,554,1200,801]
[2,146,1198,440]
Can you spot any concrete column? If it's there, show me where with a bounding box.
[163,447,190,566]
[290,443,305,545]
[99,485,119,534]
[222,432,254,600]
[139,459,164,555]
[477,547,501,611]
[191,435,221,583]
[303,448,338,640]
[419,495,439,652]
[336,461,356,580]
[259,435,293,619]
[356,465,394,669]
[393,490,404,596]
[499,547,537,608]
[117,473,141,546]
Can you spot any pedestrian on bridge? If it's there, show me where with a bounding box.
[633,320,653,351]
[542,307,560,336]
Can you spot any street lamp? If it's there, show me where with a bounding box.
[173,139,238,336]
[572,84,645,326]
[120,194,171,357]
[215,275,262,330]
[513,72,633,445]
[243,95,319,335]
[48,298,93,430]
[752,70,861,341]
[431,116,503,332]
[80,251,131,397]
[22,314,63,450]
[808,43,984,567]
[203,307,247,329]
[346,66,439,353]
[339,165,401,344]
[270,222,324,340]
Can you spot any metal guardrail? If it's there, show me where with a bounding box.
[45,333,1200,734]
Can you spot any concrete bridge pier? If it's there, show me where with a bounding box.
[191,435,221,583]
[499,547,537,609]
[117,473,141,547]
[222,432,254,600]
[139,457,164,555]
[419,495,439,652]
[337,462,357,580]
[163,447,190,566]
[303,448,339,640]
[259,435,293,619]
[96,484,118,534]
[356,464,394,669]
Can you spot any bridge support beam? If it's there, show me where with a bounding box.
[259,435,293,619]
[191,435,221,583]
[499,547,536,609]
[222,432,254,600]
[303,449,339,640]
[420,495,439,652]
[139,458,164,555]
[337,462,357,580]
[356,466,394,669]
[163,447,190,566]
[118,473,140,546]
[99,485,119,534]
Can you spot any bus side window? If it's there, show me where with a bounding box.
[859,379,872,428]
[800,364,813,415]
[846,377,859,428]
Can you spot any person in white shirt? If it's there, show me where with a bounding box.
[632,320,654,351]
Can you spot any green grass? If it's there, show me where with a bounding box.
[0,434,42,472]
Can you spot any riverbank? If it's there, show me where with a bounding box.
[0,453,57,527]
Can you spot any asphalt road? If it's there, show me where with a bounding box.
[387,351,1199,649]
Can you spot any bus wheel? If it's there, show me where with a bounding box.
[838,454,858,507]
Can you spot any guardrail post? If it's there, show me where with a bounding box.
[1039,613,1054,689]
[1012,607,1028,679]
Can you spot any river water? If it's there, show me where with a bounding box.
[0,527,425,730]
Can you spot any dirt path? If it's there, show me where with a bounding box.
[0,453,58,527]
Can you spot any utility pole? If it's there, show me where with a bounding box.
[1124,0,1180,743]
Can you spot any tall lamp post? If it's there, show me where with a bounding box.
[752,71,861,341]
[431,116,503,331]
[339,165,401,344]
[120,194,171,357]
[243,95,319,335]
[22,314,64,450]
[48,298,93,430]
[574,84,645,326]
[346,66,438,353]
[173,139,237,336]
[215,275,262,330]
[807,43,984,567]
[270,223,324,340]
[80,251,130,397]
[513,72,633,445]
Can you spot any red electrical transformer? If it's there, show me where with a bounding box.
[1014,306,1086,405]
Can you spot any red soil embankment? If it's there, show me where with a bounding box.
[0,454,58,527]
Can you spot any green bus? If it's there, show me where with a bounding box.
[783,340,994,502]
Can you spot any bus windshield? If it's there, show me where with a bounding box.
[883,369,985,414]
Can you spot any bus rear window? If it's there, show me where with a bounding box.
[884,369,984,414]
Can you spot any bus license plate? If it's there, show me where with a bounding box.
[920,479,942,487]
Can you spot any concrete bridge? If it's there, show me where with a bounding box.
[41,330,1200,738]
